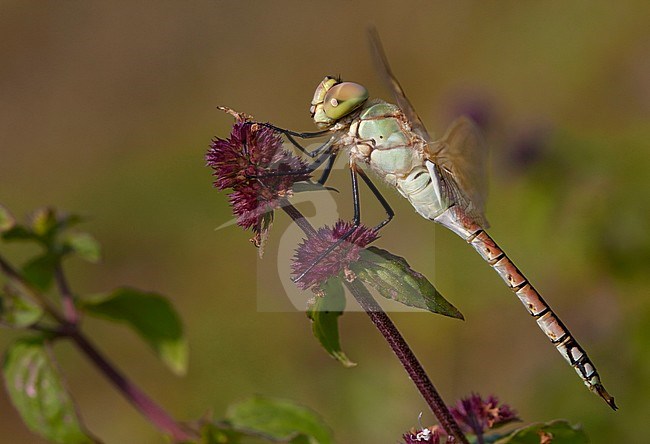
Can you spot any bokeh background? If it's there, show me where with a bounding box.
[1,2,649,443]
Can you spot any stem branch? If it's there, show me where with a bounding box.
[0,253,67,324]
[55,265,79,324]
[345,279,468,444]
[71,331,193,442]
[0,253,193,441]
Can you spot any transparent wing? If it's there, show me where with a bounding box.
[368,28,489,227]
[429,116,490,227]
[367,27,431,141]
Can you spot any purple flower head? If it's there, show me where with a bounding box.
[292,220,379,290]
[450,393,519,436]
[207,116,311,235]
[402,425,447,444]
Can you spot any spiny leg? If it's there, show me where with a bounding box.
[292,167,361,283]
[316,150,338,185]
[246,120,334,158]
[356,168,394,231]
[285,133,335,158]
[248,147,335,180]
[255,122,331,139]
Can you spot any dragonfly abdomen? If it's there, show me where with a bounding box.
[435,207,617,410]
[474,229,617,409]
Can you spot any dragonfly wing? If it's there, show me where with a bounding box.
[428,116,489,227]
[368,28,489,227]
[368,27,431,141]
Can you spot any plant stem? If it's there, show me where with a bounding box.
[280,199,316,237]
[55,265,79,324]
[0,253,67,324]
[70,331,194,442]
[280,205,467,443]
[0,253,194,442]
[345,279,468,444]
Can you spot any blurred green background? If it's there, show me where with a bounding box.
[1,1,649,443]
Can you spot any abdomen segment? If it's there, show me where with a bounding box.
[435,207,617,410]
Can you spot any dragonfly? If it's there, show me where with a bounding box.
[255,28,616,410]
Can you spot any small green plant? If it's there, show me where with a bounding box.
[0,204,333,443]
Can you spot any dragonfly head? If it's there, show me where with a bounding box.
[310,76,369,128]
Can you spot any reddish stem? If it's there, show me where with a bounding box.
[71,331,194,442]
[0,253,194,442]
[280,204,467,443]
[345,279,468,444]
[55,265,79,324]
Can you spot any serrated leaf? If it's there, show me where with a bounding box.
[2,338,96,443]
[22,253,60,291]
[226,395,333,444]
[350,247,463,319]
[0,286,43,328]
[0,204,16,233]
[306,279,355,368]
[64,232,101,263]
[80,287,187,375]
[493,420,588,444]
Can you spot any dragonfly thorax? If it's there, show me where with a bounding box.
[348,101,425,181]
[347,100,451,220]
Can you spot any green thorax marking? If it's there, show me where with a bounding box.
[353,101,422,179]
[357,102,411,150]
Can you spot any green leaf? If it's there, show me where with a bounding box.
[30,207,59,240]
[63,232,101,263]
[306,279,355,368]
[0,204,16,233]
[80,287,188,375]
[2,338,96,443]
[494,420,589,444]
[22,253,60,291]
[226,395,333,444]
[350,247,463,319]
[1,207,84,246]
[2,225,39,242]
[0,286,43,328]
[31,208,83,236]
[194,422,243,444]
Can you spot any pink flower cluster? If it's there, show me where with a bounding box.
[207,121,311,231]
[291,220,379,289]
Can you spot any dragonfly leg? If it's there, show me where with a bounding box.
[292,168,361,283]
[248,148,334,179]
[356,168,394,231]
[316,150,338,185]
[245,121,335,158]
[284,133,335,158]
[252,121,331,139]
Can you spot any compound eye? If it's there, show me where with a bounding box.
[323,82,368,120]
